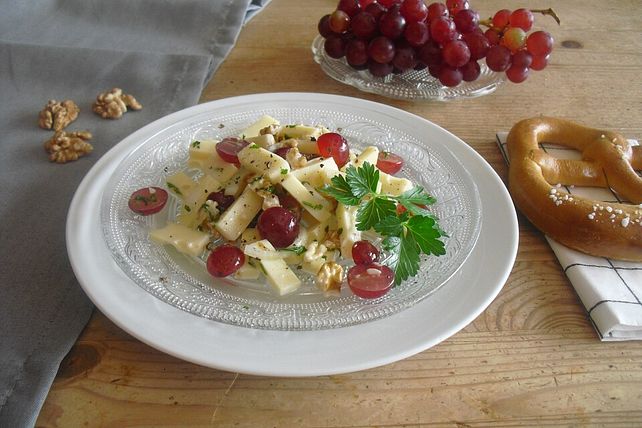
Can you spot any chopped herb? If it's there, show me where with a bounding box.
[243,305,249,310]
[166,182,182,196]
[191,140,201,148]
[249,143,260,149]
[280,168,288,175]
[281,245,307,255]
[241,134,246,139]
[286,124,296,128]
[184,204,191,212]
[302,201,323,210]
[218,123,225,129]
[310,136,317,142]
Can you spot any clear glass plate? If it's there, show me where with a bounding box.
[311,35,505,101]
[100,99,482,330]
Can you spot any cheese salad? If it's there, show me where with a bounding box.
[148,115,413,296]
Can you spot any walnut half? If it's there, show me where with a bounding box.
[92,88,142,119]
[316,261,343,292]
[44,130,93,163]
[38,99,80,131]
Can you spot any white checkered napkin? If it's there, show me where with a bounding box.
[497,132,642,341]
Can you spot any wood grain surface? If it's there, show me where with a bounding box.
[37,0,642,426]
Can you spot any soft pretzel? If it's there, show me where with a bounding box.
[506,117,642,262]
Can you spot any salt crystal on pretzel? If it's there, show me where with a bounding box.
[506,117,642,262]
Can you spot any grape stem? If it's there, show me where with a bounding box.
[479,8,560,29]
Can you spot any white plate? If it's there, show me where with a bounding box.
[67,93,518,376]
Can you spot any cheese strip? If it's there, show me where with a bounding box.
[281,175,332,222]
[214,187,263,241]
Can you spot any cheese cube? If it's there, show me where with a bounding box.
[354,146,379,168]
[149,223,210,257]
[336,203,361,260]
[379,172,413,196]
[240,115,280,138]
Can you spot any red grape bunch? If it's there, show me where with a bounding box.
[317,0,556,87]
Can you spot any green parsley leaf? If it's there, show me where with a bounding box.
[356,196,396,231]
[382,234,420,285]
[321,175,360,206]
[345,162,379,198]
[405,216,446,256]
[394,186,437,217]
[373,212,407,236]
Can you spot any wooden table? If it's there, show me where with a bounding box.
[37,0,642,425]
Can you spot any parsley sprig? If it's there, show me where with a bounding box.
[322,162,446,285]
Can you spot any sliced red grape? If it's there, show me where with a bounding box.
[376,151,404,174]
[352,240,380,265]
[274,146,291,159]
[278,192,303,221]
[257,206,300,248]
[348,263,394,298]
[317,132,350,167]
[216,137,249,164]
[128,187,168,215]
[206,244,245,277]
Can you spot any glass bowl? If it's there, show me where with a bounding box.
[311,35,505,101]
[101,97,482,330]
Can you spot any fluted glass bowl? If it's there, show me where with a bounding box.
[311,35,505,101]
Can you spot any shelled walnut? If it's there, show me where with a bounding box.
[92,88,142,119]
[38,99,80,131]
[316,261,343,292]
[44,130,93,163]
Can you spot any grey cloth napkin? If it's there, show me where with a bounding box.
[0,1,269,426]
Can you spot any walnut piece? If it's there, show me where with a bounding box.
[304,241,327,263]
[286,146,307,169]
[38,99,80,131]
[316,261,344,292]
[44,130,93,163]
[92,88,142,119]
